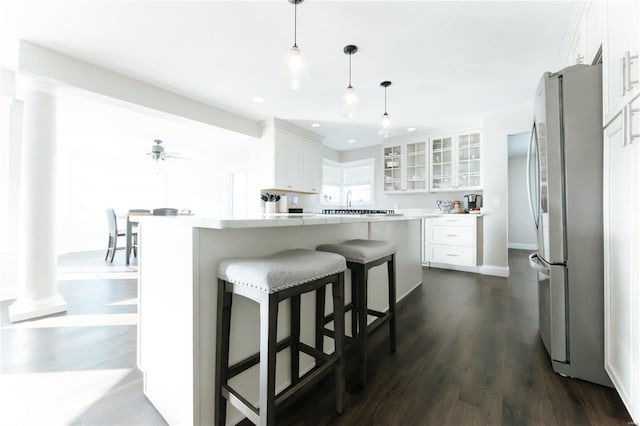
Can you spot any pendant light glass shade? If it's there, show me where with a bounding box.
[378,81,393,138]
[378,112,392,137]
[283,0,308,91]
[340,45,359,118]
[282,45,309,90]
[341,86,360,118]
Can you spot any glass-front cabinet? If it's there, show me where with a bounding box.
[405,141,427,191]
[456,132,481,188]
[430,131,482,191]
[431,136,453,190]
[383,145,403,192]
[383,141,428,193]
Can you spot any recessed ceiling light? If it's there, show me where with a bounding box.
[407,127,416,132]
[311,123,320,128]
[348,139,356,143]
[252,96,264,103]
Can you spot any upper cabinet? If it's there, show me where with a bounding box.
[603,0,639,123]
[563,2,604,67]
[260,118,324,194]
[383,141,428,193]
[430,131,482,192]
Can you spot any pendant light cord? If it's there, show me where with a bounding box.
[384,87,388,114]
[293,2,298,47]
[348,53,352,87]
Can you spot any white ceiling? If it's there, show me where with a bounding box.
[1,1,575,151]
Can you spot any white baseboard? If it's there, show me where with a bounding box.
[479,265,510,277]
[508,242,537,250]
[427,262,479,274]
[397,281,423,303]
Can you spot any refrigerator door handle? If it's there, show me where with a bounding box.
[528,252,549,276]
[526,122,539,228]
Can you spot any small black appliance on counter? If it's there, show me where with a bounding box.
[464,194,482,211]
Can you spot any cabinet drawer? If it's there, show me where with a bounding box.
[431,226,475,246]
[432,215,476,227]
[430,245,476,266]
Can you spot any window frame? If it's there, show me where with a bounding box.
[320,158,375,207]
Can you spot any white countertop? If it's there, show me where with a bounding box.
[135,213,428,230]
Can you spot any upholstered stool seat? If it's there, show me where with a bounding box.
[315,239,396,264]
[316,239,397,388]
[218,249,347,293]
[215,249,347,426]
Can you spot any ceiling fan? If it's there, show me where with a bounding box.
[147,139,186,161]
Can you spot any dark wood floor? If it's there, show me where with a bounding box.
[1,250,632,425]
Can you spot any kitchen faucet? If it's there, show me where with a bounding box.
[346,190,353,209]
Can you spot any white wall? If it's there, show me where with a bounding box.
[508,154,537,249]
[482,105,533,274]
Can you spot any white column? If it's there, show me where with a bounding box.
[9,78,66,322]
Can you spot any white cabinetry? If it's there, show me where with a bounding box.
[603,0,639,124]
[563,2,604,67]
[423,215,482,272]
[302,138,323,193]
[602,1,640,421]
[604,105,640,424]
[430,131,481,192]
[260,118,323,194]
[382,141,428,193]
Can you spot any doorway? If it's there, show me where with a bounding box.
[507,132,537,250]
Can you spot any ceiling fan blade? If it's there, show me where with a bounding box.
[166,154,189,160]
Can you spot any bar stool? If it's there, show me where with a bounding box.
[316,239,397,388]
[215,249,347,426]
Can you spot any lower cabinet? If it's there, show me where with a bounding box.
[423,215,482,272]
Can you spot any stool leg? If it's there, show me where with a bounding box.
[215,280,232,426]
[315,287,326,355]
[388,254,397,353]
[290,295,301,385]
[259,294,278,426]
[356,264,368,388]
[332,273,345,414]
[350,268,358,339]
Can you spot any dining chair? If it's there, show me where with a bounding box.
[105,208,138,263]
[127,209,149,259]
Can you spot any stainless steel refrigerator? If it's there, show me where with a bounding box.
[527,63,611,387]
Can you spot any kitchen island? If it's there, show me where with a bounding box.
[136,214,422,425]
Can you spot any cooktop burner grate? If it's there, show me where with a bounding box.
[322,209,397,215]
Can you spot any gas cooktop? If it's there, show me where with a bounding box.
[321,209,400,216]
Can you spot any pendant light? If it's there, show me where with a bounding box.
[378,81,393,138]
[282,0,309,90]
[341,45,360,118]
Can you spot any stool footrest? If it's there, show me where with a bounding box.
[367,314,392,336]
[228,336,295,379]
[323,302,354,325]
[222,385,259,425]
[223,357,339,421]
[367,308,386,318]
[275,357,339,408]
[299,342,331,362]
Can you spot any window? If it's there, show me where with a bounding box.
[321,158,375,207]
[322,159,342,205]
